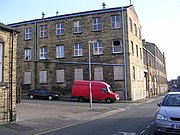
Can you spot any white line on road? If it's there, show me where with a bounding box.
[117,131,136,135]
[140,130,146,134]
[146,125,150,129]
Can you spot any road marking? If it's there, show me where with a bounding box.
[140,130,145,134]
[35,108,125,135]
[146,125,150,129]
[117,131,136,135]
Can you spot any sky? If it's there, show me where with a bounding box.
[0,0,180,80]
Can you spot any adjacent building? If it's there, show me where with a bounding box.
[9,5,167,101]
[143,40,168,97]
[0,23,17,124]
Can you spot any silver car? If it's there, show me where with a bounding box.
[155,92,180,134]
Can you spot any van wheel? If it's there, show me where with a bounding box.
[106,98,112,103]
[78,97,84,102]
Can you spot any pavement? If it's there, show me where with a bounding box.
[0,95,163,135]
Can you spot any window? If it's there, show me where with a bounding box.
[132,66,135,80]
[112,40,122,53]
[114,66,124,80]
[56,23,64,35]
[24,28,32,40]
[56,45,64,58]
[140,48,142,59]
[74,21,82,33]
[40,46,47,60]
[24,72,31,84]
[93,41,103,55]
[24,48,31,61]
[93,17,102,31]
[136,45,138,57]
[134,23,137,36]
[75,69,83,80]
[94,67,103,80]
[74,43,83,56]
[131,41,134,55]
[111,15,120,29]
[129,18,133,32]
[40,25,47,37]
[56,70,64,83]
[39,71,47,83]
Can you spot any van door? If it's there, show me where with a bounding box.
[100,88,109,100]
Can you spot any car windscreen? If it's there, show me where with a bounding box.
[162,94,180,106]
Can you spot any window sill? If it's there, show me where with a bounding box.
[56,34,65,36]
[24,39,32,41]
[93,30,102,32]
[73,56,83,58]
[113,52,123,54]
[73,32,83,34]
[56,57,65,59]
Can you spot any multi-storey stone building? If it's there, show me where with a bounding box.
[143,40,168,97]
[0,23,17,124]
[9,5,167,101]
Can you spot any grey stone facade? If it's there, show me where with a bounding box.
[9,5,167,101]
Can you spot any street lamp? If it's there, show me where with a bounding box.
[88,40,97,108]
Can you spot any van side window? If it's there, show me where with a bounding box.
[101,88,108,94]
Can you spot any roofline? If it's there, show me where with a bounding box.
[8,5,132,27]
[0,24,19,33]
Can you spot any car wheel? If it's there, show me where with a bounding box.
[78,96,84,102]
[29,95,34,99]
[48,95,53,100]
[106,98,112,103]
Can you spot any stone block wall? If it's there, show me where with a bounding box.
[0,26,17,124]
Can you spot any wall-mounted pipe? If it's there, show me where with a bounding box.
[121,6,128,100]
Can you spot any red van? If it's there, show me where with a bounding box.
[71,80,119,103]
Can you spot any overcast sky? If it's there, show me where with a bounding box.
[1,0,180,80]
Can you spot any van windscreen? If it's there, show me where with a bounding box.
[108,87,113,92]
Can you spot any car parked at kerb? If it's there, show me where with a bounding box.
[28,89,60,100]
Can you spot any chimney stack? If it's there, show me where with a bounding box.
[102,2,106,9]
[56,11,59,16]
[42,12,45,18]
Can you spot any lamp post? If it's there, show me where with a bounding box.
[88,40,97,108]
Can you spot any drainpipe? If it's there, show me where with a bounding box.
[10,31,14,123]
[34,22,37,88]
[122,6,128,100]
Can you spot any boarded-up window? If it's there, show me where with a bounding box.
[39,71,47,83]
[94,67,103,80]
[24,72,31,84]
[114,66,124,80]
[75,69,83,80]
[56,70,64,83]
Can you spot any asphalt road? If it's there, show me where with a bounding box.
[36,97,161,135]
